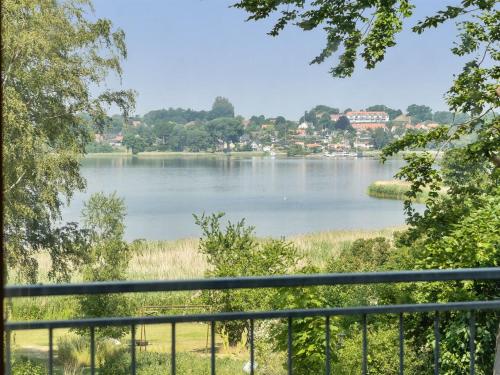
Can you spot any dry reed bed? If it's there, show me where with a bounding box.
[21,227,403,284]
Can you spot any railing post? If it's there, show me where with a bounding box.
[288,317,292,375]
[90,326,95,375]
[250,319,255,375]
[399,313,404,375]
[131,324,136,375]
[469,311,475,375]
[5,329,11,375]
[325,316,331,375]
[434,312,440,375]
[362,314,367,375]
[48,327,53,375]
[211,321,216,375]
[171,323,176,375]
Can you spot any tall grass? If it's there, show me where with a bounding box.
[14,227,404,286]
[129,238,205,280]
[367,180,428,203]
[291,227,402,267]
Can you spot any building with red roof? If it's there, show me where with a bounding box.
[352,123,387,131]
[346,111,389,123]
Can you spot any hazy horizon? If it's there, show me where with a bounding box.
[94,0,467,120]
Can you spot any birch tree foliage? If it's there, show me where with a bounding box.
[2,0,135,282]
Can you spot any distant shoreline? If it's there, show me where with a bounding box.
[84,150,437,159]
[84,150,270,158]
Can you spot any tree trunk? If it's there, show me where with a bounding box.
[495,322,500,375]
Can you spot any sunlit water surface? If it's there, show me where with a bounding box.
[62,156,409,240]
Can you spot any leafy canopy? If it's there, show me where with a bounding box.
[2,0,135,282]
[75,192,131,339]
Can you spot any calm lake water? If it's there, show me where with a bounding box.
[62,156,408,240]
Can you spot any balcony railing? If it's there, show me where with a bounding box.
[4,268,500,375]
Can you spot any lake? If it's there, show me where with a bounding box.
[62,155,408,240]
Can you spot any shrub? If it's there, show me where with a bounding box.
[269,268,339,374]
[57,336,88,373]
[334,325,423,375]
[99,347,130,375]
[12,357,46,375]
[74,192,132,339]
[85,141,114,153]
[194,212,300,346]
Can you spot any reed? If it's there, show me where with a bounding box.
[367,180,428,203]
[21,227,404,285]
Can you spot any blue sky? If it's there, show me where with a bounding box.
[94,0,465,120]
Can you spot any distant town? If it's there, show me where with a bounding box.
[88,97,472,156]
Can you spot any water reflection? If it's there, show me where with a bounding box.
[63,156,408,240]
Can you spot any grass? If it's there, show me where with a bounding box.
[23,227,404,285]
[367,180,429,203]
[12,323,226,355]
[9,227,402,373]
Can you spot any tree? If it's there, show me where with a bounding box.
[206,117,243,151]
[194,213,299,346]
[433,111,454,124]
[334,116,353,132]
[299,110,318,126]
[233,0,500,371]
[312,104,339,115]
[144,107,208,125]
[371,128,392,149]
[2,0,135,282]
[318,113,334,132]
[75,192,131,339]
[152,120,176,145]
[406,104,433,123]
[209,96,235,119]
[366,105,402,120]
[185,124,211,152]
[123,134,146,155]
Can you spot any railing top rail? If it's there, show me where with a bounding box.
[5,267,500,298]
[5,300,500,330]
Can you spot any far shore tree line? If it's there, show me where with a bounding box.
[86,99,476,155]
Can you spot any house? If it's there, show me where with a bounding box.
[94,133,104,143]
[351,123,387,131]
[109,133,123,146]
[296,122,309,136]
[354,135,373,149]
[251,141,261,151]
[306,143,322,150]
[330,114,342,122]
[346,111,389,123]
[406,121,441,131]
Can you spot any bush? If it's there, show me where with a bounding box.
[334,325,423,375]
[74,192,132,339]
[12,357,46,375]
[269,268,339,374]
[57,336,89,373]
[85,141,114,153]
[99,347,130,375]
[194,212,300,346]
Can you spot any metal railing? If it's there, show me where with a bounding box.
[4,267,500,375]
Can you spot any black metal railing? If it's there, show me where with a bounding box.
[4,267,500,375]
